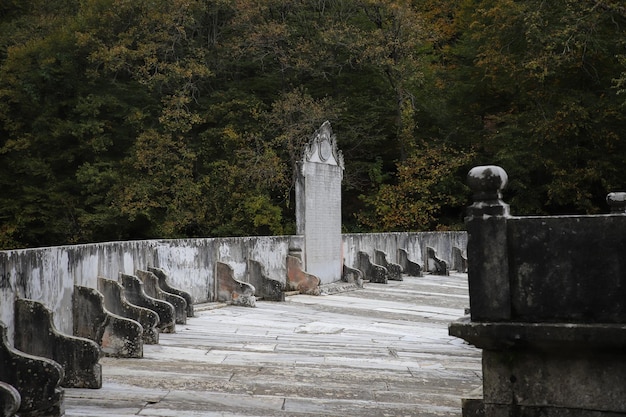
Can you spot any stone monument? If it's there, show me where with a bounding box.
[296,121,344,285]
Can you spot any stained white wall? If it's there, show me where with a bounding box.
[342,231,468,272]
[0,235,301,342]
[0,232,466,343]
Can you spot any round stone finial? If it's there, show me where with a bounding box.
[607,192,626,213]
[467,165,508,202]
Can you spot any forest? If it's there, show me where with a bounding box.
[1,0,625,249]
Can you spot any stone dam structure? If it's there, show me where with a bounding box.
[0,230,466,416]
[0,122,470,416]
[1,121,624,416]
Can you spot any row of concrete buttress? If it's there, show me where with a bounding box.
[352,245,465,283]
[215,245,465,302]
[215,252,318,304]
[356,249,419,284]
[0,267,193,417]
[214,246,457,301]
[95,268,195,347]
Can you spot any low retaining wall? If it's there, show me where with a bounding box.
[342,232,467,273]
[0,232,466,341]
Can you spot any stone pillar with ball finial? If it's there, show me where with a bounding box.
[465,165,511,321]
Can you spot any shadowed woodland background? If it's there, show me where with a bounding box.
[1,0,625,249]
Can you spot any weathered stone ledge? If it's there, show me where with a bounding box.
[193,302,229,312]
[449,317,626,351]
[318,281,362,296]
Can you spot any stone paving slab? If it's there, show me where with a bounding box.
[65,273,481,417]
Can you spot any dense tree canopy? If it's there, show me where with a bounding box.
[0,0,625,248]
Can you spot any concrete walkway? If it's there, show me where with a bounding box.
[65,273,481,417]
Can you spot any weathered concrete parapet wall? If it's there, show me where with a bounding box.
[0,322,64,417]
[0,235,299,341]
[0,239,210,342]
[449,165,626,417]
[14,298,102,389]
[0,232,464,340]
[343,231,467,276]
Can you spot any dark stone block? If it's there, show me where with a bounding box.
[248,260,285,301]
[397,248,423,277]
[462,398,485,417]
[0,381,20,417]
[14,298,102,389]
[73,285,143,358]
[357,251,388,284]
[485,404,626,417]
[480,349,626,414]
[374,250,403,281]
[136,270,187,325]
[98,277,160,345]
[0,322,64,417]
[120,273,176,333]
[507,216,626,323]
[147,267,195,317]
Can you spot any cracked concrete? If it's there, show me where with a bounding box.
[64,273,481,416]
